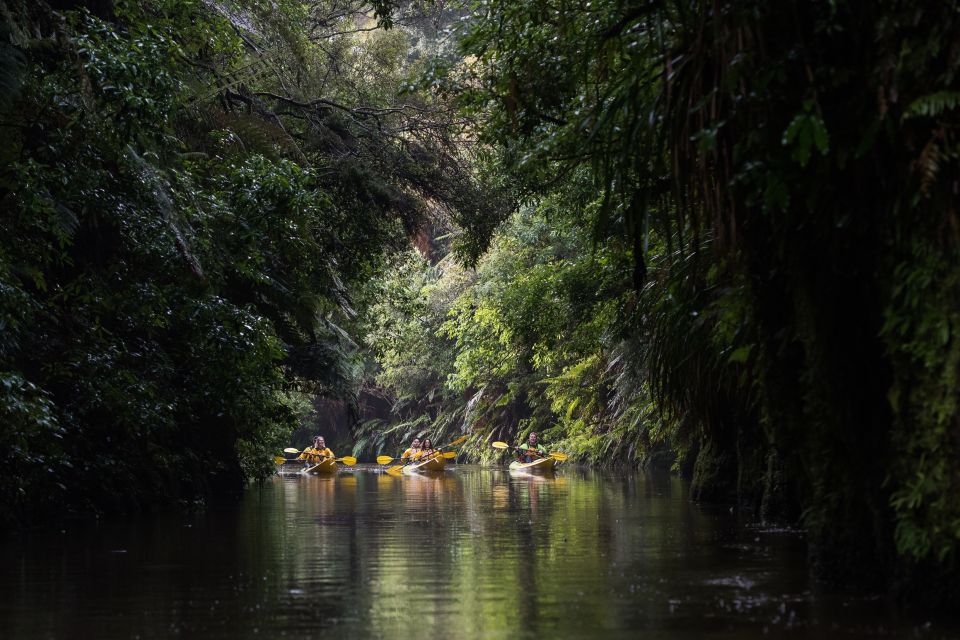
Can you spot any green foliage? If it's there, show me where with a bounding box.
[883,239,960,568]
[782,102,830,168]
[362,197,679,466]
[446,0,960,605]
[73,12,182,139]
[5,0,960,610]
[904,92,960,120]
[0,0,488,524]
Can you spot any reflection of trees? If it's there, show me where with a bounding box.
[5,469,742,638]
[515,480,540,631]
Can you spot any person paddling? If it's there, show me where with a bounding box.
[299,436,334,464]
[517,431,546,463]
[401,438,423,461]
[421,438,436,459]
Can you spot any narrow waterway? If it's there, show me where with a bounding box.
[1,466,949,639]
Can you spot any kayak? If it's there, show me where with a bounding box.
[303,458,338,474]
[509,457,557,473]
[403,454,446,474]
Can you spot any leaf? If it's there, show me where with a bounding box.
[763,177,789,212]
[782,114,812,166]
[810,116,830,155]
[782,111,829,167]
[727,345,753,364]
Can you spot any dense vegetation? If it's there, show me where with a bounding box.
[2,0,958,610]
[0,0,491,522]
[360,0,960,606]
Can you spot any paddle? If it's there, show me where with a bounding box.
[441,435,469,449]
[491,441,568,461]
[376,453,410,474]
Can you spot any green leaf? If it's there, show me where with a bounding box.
[783,111,829,167]
[728,345,753,364]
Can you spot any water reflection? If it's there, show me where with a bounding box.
[0,466,952,639]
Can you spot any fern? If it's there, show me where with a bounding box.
[904,91,960,120]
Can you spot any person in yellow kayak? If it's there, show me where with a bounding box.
[517,431,547,463]
[299,436,335,463]
[420,438,436,459]
[401,438,423,461]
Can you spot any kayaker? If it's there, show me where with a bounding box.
[421,438,436,458]
[517,432,546,463]
[299,436,335,463]
[401,438,423,461]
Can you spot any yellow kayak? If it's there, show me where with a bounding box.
[509,457,557,473]
[303,458,338,474]
[403,454,446,474]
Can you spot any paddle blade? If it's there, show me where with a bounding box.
[549,452,568,461]
[376,455,394,465]
[338,456,357,466]
[283,447,301,454]
[386,464,405,475]
[273,456,286,465]
[442,451,457,459]
[491,441,510,449]
[447,435,469,447]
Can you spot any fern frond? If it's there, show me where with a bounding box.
[904,91,960,120]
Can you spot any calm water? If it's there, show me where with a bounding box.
[1,465,951,639]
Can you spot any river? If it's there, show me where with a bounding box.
[1,465,951,638]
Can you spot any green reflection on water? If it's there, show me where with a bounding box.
[0,466,943,639]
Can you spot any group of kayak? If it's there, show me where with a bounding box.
[276,431,567,475]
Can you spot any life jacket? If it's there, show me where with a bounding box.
[402,447,421,459]
[518,443,545,461]
[301,446,333,463]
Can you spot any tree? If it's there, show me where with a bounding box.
[452,0,960,603]
[0,0,498,523]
